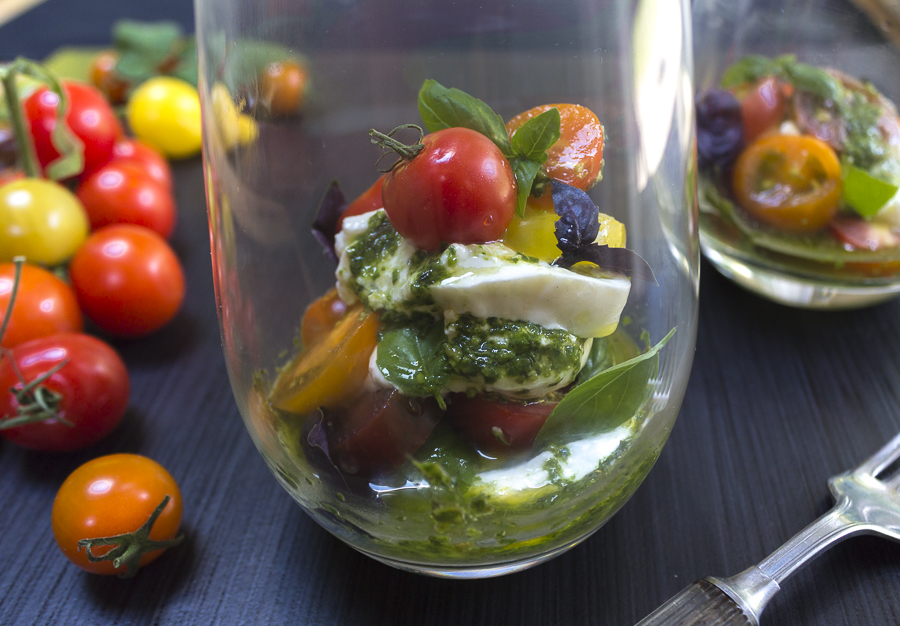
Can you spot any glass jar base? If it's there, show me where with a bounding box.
[357,537,593,579]
[702,244,900,310]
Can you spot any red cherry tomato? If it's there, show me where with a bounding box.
[739,77,788,144]
[0,262,83,349]
[446,395,557,455]
[24,81,123,179]
[112,139,172,191]
[69,225,185,337]
[381,127,516,251]
[336,175,384,233]
[77,162,176,238]
[0,333,129,451]
[52,454,182,576]
[507,103,605,191]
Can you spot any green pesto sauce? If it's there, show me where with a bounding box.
[842,90,890,170]
[346,211,401,288]
[444,313,584,386]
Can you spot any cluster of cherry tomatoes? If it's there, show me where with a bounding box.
[0,69,186,578]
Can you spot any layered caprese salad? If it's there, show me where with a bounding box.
[697,55,900,280]
[263,81,670,559]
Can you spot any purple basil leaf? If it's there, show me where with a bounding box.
[552,179,600,250]
[696,89,744,169]
[312,179,347,264]
[555,244,657,285]
[551,179,657,284]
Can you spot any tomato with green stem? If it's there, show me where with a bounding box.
[52,454,183,577]
[0,333,129,451]
[0,261,82,349]
[0,177,89,266]
[76,161,176,238]
[732,134,842,233]
[69,225,185,337]
[24,80,123,178]
[373,125,516,251]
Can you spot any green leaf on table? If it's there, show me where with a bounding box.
[43,47,105,82]
[511,158,541,217]
[113,19,183,83]
[843,163,898,219]
[417,79,513,157]
[170,36,198,87]
[376,324,450,408]
[509,107,560,163]
[534,328,675,447]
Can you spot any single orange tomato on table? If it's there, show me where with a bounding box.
[0,262,82,349]
[52,454,183,577]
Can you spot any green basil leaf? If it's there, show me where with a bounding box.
[778,57,843,104]
[720,55,781,88]
[417,79,512,157]
[113,20,182,61]
[843,163,898,219]
[171,36,198,87]
[509,107,560,163]
[534,328,675,447]
[511,158,541,218]
[376,324,450,406]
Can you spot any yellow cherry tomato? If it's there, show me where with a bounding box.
[502,198,626,262]
[732,134,842,233]
[0,178,89,266]
[127,77,202,159]
[211,83,258,150]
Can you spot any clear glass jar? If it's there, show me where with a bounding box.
[197,0,698,577]
[694,0,900,308]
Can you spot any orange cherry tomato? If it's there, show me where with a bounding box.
[506,103,605,191]
[336,175,384,233]
[270,304,378,415]
[732,134,842,233]
[68,225,185,337]
[0,262,83,349]
[52,454,182,576]
[300,287,348,347]
[89,50,130,105]
[259,60,308,117]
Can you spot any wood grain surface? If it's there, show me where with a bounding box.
[1,1,900,625]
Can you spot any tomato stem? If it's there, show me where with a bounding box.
[0,356,72,429]
[369,124,425,172]
[77,494,184,579]
[0,256,25,347]
[0,66,40,177]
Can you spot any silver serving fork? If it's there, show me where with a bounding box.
[637,430,900,625]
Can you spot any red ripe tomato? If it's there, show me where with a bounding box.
[0,262,83,349]
[77,161,176,238]
[0,333,129,451]
[446,395,557,455]
[69,225,185,337]
[336,175,384,233]
[52,454,182,576]
[112,139,172,191]
[24,81,123,178]
[382,127,516,251]
[739,77,788,144]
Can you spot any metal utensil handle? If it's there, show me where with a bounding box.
[635,579,756,626]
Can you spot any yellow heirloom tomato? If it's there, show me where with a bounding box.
[127,77,202,159]
[0,178,89,266]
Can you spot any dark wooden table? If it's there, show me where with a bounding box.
[1,1,900,624]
